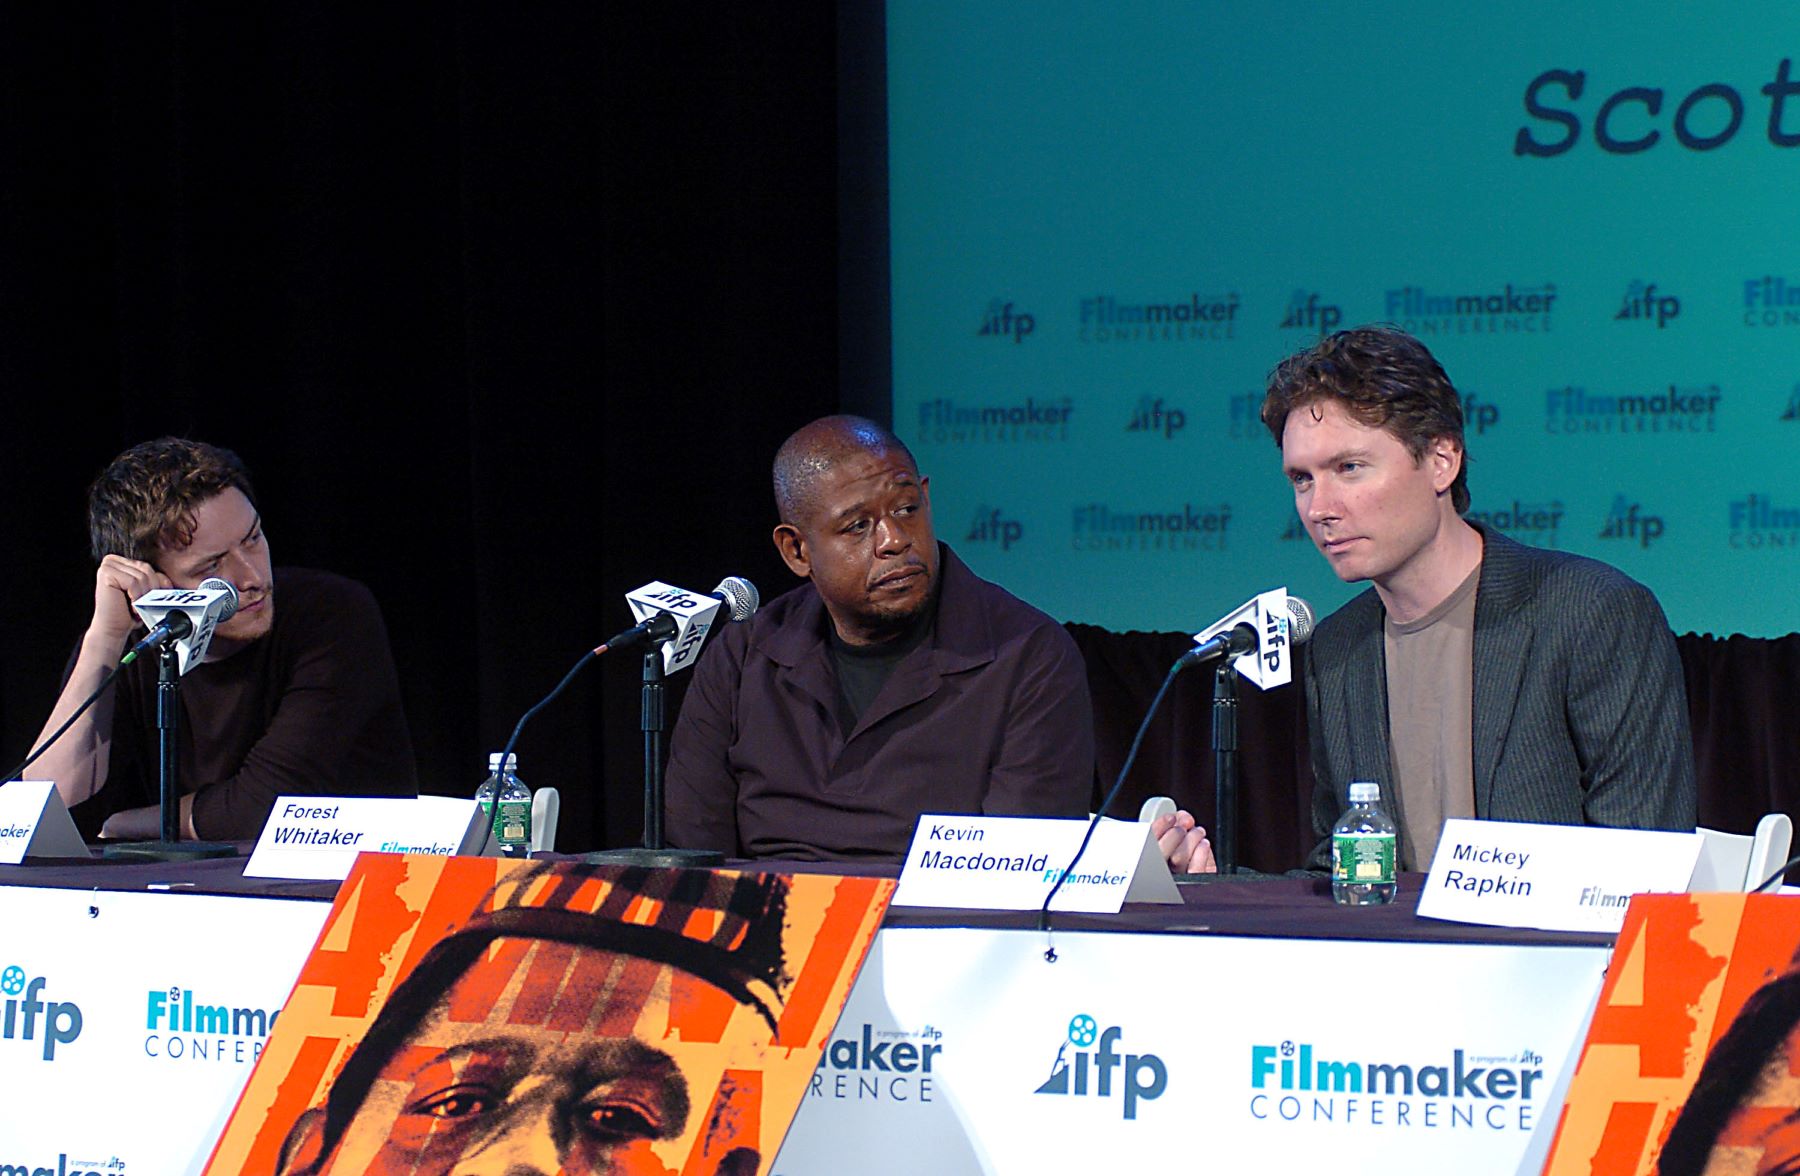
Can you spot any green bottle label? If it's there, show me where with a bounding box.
[494,799,531,846]
[1332,832,1396,884]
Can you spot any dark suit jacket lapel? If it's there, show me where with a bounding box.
[1468,523,1532,818]
[753,588,842,727]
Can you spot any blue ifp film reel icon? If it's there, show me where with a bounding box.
[0,965,25,996]
[1067,1013,1098,1047]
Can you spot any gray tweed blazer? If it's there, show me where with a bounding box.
[1303,523,1698,867]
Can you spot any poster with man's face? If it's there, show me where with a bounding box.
[204,855,894,1176]
[1546,892,1800,1176]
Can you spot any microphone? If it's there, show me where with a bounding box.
[1177,593,1315,686]
[1177,623,1257,668]
[125,578,240,674]
[597,576,760,674]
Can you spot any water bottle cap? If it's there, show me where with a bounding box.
[488,752,518,772]
[1348,781,1380,804]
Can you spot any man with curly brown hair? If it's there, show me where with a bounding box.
[31,437,416,841]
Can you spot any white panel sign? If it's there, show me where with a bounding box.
[1192,587,1295,689]
[893,814,1179,912]
[624,581,723,674]
[775,927,1608,1175]
[0,780,90,864]
[1416,819,1703,932]
[244,795,485,880]
[0,887,327,1175]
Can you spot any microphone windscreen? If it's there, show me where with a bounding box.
[712,576,760,622]
[200,577,242,621]
[1286,596,1316,645]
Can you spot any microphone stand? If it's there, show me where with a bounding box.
[1212,658,1239,875]
[104,642,236,860]
[159,641,180,843]
[586,644,723,868]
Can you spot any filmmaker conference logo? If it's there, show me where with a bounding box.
[1034,1012,1167,1120]
[1744,275,1800,328]
[1467,499,1563,548]
[1,962,83,1062]
[143,983,281,1063]
[1249,1039,1547,1132]
[1543,384,1720,434]
[1072,502,1230,552]
[978,299,1036,343]
[1598,496,1666,548]
[1278,290,1343,335]
[1616,280,1681,328]
[811,1022,945,1105]
[1460,391,1500,435]
[1077,291,1239,343]
[1126,396,1187,438]
[1384,282,1556,335]
[965,506,1024,552]
[1729,494,1800,549]
[916,396,1072,443]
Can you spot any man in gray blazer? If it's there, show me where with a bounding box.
[1262,326,1697,869]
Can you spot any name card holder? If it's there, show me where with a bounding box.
[245,795,487,881]
[0,780,91,864]
[893,814,1180,912]
[1416,818,1702,933]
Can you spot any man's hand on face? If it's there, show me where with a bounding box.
[89,554,171,648]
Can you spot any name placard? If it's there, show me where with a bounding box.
[1416,818,1703,933]
[244,796,486,880]
[892,814,1180,912]
[0,780,90,864]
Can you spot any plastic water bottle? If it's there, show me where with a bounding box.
[490,752,532,858]
[1331,781,1397,906]
[475,753,504,822]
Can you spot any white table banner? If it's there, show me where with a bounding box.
[775,927,1608,1175]
[0,887,327,1174]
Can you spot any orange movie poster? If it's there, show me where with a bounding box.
[204,855,894,1176]
[1546,893,1800,1175]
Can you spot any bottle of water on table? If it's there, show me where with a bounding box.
[1332,780,1397,906]
[491,752,532,858]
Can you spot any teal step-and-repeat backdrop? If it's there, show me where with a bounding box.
[887,2,1800,636]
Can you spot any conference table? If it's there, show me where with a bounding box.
[0,853,1611,1174]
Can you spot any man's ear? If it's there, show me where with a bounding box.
[772,524,810,579]
[1428,438,1462,494]
[275,1107,328,1176]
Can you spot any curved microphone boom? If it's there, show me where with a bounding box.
[494,576,760,799]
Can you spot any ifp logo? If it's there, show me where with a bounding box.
[1,963,84,1061]
[978,299,1036,343]
[1033,1012,1167,1119]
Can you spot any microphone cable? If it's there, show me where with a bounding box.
[1039,656,1186,954]
[5,660,129,783]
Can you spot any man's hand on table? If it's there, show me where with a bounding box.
[1151,809,1217,874]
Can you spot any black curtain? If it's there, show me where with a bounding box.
[0,5,843,849]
